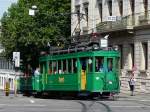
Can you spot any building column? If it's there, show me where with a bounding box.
[134,41,140,77]
[147,40,150,77]
[112,0,120,16]
[123,43,128,70]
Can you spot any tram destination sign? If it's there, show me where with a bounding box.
[100,39,108,48]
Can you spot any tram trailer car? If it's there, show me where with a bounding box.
[18,50,120,98]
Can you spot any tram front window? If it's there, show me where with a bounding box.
[107,58,113,72]
[95,57,104,72]
[80,58,86,71]
[88,58,92,72]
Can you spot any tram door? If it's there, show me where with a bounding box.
[40,62,46,89]
[80,58,87,90]
[105,57,117,90]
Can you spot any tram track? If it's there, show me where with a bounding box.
[96,102,112,112]
[74,96,150,112]
[76,101,95,112]
[75,100,112,112]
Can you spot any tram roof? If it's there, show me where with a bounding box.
[39,50,120,62]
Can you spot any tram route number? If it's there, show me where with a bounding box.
[59,77,64,83]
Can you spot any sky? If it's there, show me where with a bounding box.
[0,0,18,18]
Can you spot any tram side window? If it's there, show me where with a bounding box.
[88,58,93,72]
[68,59,72,73]
[53,61,57,74]
[107,58,113,72]
[63,60,67,74]
[58,60,62,74]
[73,59,77,73]
[95,57,104,72]
[49,62,52,74]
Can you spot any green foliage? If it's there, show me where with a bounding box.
[0,0,71,69]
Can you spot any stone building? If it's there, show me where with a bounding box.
[0,23,16,91]
[71,0,150,94]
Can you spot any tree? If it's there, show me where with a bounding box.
[0,0,71,71]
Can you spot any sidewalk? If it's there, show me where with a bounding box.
[118,92,150,101]
[0,90,23,98]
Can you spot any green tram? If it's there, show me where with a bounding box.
[18,47,120,98]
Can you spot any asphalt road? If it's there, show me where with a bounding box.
[0,93,150,112]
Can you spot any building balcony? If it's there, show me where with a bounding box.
[138,14,150,25]
[96,12,150,34]
[96,15,134,34]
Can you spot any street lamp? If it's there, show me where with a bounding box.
[29,5,38,16]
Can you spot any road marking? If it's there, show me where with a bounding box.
[30,99,35,103]
[140,100,150,102]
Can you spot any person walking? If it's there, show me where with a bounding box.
[129,75,136,96]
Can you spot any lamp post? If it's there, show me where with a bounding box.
[29,5,37,16]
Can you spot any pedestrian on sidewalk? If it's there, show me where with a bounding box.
[129,75,136,96]
[34,67,40,76]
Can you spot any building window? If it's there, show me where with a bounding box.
[83,3,89,26]
[0,58,14,70]
[75,6,80,27]
[75,5,80,35]
[130,0,135,15]
[108,0,112,16]
[141,42,148,70]
[144,0,148,16]
[118,0,123,16]
[98,2,103,22]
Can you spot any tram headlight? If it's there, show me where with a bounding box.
[113,45,118,51]
[93,44,99,50]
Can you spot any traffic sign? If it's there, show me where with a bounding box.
[13,52,20,67]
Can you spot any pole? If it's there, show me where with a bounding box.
[5,75,10,96]
[14,67,18,97]
[14,74,17,97]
